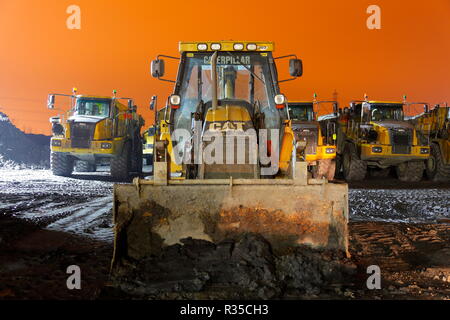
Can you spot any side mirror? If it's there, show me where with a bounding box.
[333,103,339,116]
[150,95,157,110]
[127,99,134,109]
[151,59,165,78]
[289,59,303,77]
[47,94,55,109]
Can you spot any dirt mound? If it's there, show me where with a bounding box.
[111,234,356,299]
[0,112,50,168]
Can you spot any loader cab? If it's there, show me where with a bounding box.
[172,50,282,134]
[288,102,315,122]
[151,42,302,136]
[150,41,303,178]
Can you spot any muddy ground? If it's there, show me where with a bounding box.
[0,169,449,300]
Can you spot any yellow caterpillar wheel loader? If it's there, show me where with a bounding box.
[411,103,450,181]
[331,96,430,182]
[47,89,145,180]
[287,95,338,180]
[111,41,349,275]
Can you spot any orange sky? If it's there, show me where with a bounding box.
[0,0,449,135]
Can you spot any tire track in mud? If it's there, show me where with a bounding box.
[46,196,113,241]
[0,193,113,241]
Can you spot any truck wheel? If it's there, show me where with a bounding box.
[131,142,143,174]
[110,143,130,180]
[342,144,366,181]
[426,143,450,182]
[75,161,96,172]
[396,161,424,182]
[51,152,73,176]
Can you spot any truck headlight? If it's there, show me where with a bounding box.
[325,148,335,154]
[210,43,221,50]
[372,147,383,153]
[51,139,62,147]
[420,148,429,154]
[101,142,112,149]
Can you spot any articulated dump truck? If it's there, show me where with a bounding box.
[47,89,144,180]
[111,41,349,275]
[287,98,338,180]
[410,103,450,181]
[327,97,430,182]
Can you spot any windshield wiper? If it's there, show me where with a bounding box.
[225,52,265,85]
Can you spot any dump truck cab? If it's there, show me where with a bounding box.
[47,90,144,179]
[111,41,350,276]
[334,98,430,181]
[411,103,450,181]
[288,99,337,180]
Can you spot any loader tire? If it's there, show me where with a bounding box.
[110,143,130,181]
[396,161,424,182]
[426,143,450,182]
[313,159,336,181]
[75,161,96,172]
[51,152,73,177]
[342,144,366,181]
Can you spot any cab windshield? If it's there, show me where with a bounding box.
[288,103,314,121]
[75,99,111,117]
[174,52,280,133]
[368,103,404,121]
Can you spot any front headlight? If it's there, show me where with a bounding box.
[51,139,62,147]
[420,148,429,154]
[372,147,383,153]
[274,94,286,105]
[101,142,112,149]
[325,147,335,154]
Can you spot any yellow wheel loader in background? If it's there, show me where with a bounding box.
[47,89,144,180]
[410,103,450,181]
[330,97,430,182]
[111,41,349,274]
[287,97,338,180]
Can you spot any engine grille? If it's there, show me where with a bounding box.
[390,128,412,154]
[294,127,318,155]
[70,122,95,149]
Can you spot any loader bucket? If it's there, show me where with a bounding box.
[111,177,349,272]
